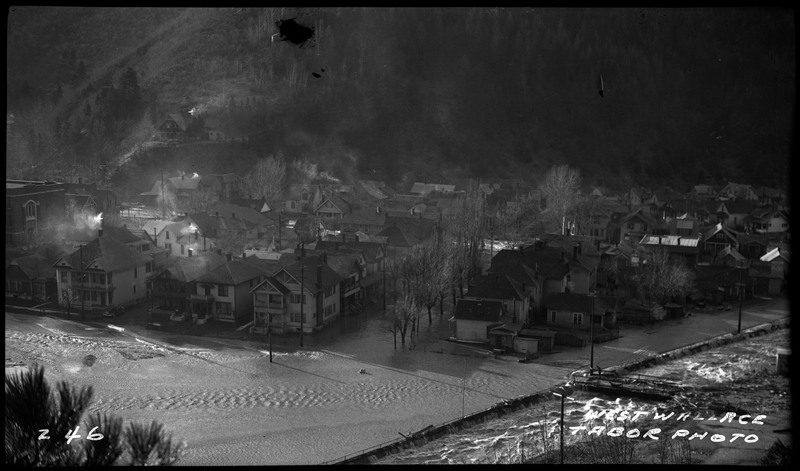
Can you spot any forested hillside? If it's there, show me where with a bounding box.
[6,7,795,193]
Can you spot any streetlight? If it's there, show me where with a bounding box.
[552,385,575,465]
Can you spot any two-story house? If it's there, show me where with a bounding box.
[314,193,352,219]
[618,208,661,243]
[192,254,276,323]
[464,273,531,325]
[638,234,701,268]
[702,223,740,262]
[314,239,386,300]
[53,233,151,310]
[451,298,504,342]
[249,254,343,335]
[150,251,228,316]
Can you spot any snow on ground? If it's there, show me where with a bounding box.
[5,312,572,465]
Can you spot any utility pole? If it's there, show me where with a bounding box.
[382,252,386,312]
[461,357,466,419]
[80,244,85,321]
[268,314,273,363]
[737,261,744,333]
[589,291,596,370]
[300,265,305,348]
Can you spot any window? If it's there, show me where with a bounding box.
[60,271,68,283]
[166,230,170,240]
[24,201,37,220]
[573,312,583,325]
[291,311,302,323]
[218,284,228,297]
[134,267,138,278]
[146,263,152,273]
[166,243,172,251]
[181,244,185,255]
[550,311,556,323]
[216,302,232,317]
[290,293,306,304]
[133,285,136,294]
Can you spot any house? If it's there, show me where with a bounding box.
[199,174,241,202]
[249,254,343,335]
[619,208,661,243]
[340,209,386,234]
[638,234,701,268]
[748,248,789,296]
[669,215,702,238]
[150,251,228,317]
[745,207,789,236]
[701,223,740,261]
[53,234,152,310]
[314,239,385,300]
[314,193,351,219]
[544,292,599,331]
[139,173,203,212]
[376,223,422,258]
[153,112,203,142]
[281,184,316,213]
[5,251,62,302]
[692,184,717,199]
[210,202,276,237]
[716,245,747,267]
[323,251,365,316]
[736,233,769,260]
[465,273,532,325]
[716,200,760,230]
[192,253,276,323]
[452,298,504,342]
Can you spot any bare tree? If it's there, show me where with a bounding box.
[242,154,287,201]
[392,293,419,348]
[184,186,219,214]
[635,248,695,303]
[539,164,582,234]
[493,191,542,244]
[443,186,485,298]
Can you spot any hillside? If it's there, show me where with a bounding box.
[6,7,795,193]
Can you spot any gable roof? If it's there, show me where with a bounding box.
[276,255,344,292]
[357,180,393,200]
[196,258,272,285]
[211,202,273,227]
[341,209,386,227]
[453,298,504,322]
[620,208,659,227]
[466,273,526,301]
[760,247,789,263]
[142,219,174,237]
[55,236,151,272]
[376,224,421,248]
[157,252,229,282]
[315,193,351,214]
[703,222,739,242]
[8,253,56,280]
[168,175,202,191]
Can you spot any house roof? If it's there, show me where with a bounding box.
[342,209,386,227]
[168,175,202,191]
[314,240,383,262]
[274,254,344,292]
[545,292,594,313]
[639,234,700,248]
[211,203,273,227]
[316,193,351,214]
[55,235,152,272]
[8,253,56,280]
[620,208,659,227]
[376,224,421,248]
[157,252,228,282]
[466,273,526,301]
[325,252,362,277]
[453,298,504,322]
[717,245,746,262]
[196,257,271,285]
[142,219,174,237]
[702,223,739,242]
[720,199,760,215]
[165,113,188,130]
[760,247,789,263]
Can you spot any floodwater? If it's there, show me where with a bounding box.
[5,306,574,465]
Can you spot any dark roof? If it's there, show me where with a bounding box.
[276,255,344,292]
[325,252,362,277]
[545,292,594,313]
[341,209,386,227]
[55,236,152,272]
[210,203,273,227]
[196,258,271,285]
[314,240,384,262]
[453,298,504,322]
[8,253,56,280]
[157,252,228,282]
[466,273,526,301]
[376,224,421,248]
[620,208,659,227]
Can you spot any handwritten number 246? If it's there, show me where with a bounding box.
[38,426,104,443]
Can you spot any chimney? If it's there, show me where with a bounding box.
[188,248,193,257]
[215,211,220,218]
[355,234,359,242]
[242,252,246,260]
[226,252,232,262]
[98,228,103,238]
